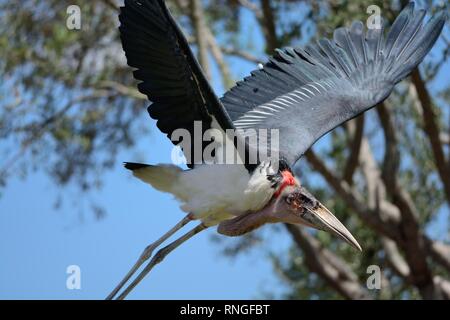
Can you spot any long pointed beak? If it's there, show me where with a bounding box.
[302,202,362,251]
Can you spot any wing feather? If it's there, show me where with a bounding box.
[120,0,240,168]
[221,2,446,166]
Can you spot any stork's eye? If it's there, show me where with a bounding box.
[285,193,294,204]
[299,194,316,207]
[285,197,291,205]
[285,193,300,207]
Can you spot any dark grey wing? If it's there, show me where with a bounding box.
[119,0,235,168]
[221,3,446,166]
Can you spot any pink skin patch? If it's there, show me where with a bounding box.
[273,170,296,198]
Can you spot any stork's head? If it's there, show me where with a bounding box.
[268,185,362,251]
[218,162,360,250]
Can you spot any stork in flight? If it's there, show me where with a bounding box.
[107,0,446,299]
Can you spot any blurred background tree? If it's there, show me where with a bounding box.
[0,0,449,299]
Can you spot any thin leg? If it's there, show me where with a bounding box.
[116,222,208,300]
[106,214,193,300]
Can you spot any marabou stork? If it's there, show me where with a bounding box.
[107,0,446,299]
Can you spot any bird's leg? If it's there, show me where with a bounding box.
[106,213,194,300]
[116,222,208,300]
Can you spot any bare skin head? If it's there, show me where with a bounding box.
[218,185,361,251]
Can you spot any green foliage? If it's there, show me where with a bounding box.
[0,0,146,191]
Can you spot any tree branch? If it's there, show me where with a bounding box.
[393,187,435,298]
[369,100,437,298]
[381,237,410,279]
[440,133,450,145]
[98,81,146,100]
[99,0,119,11]
[220,46,263,64]
[376,102,400,194]
[307,144,449,298]
[343,115,364,184]
[189,0,211,80]
[205,29,233,88]
[285,224,372,300]
[411,70,450,205]
[305,150,401,239]
[237,0,263,20]
[423,237,450,272]
[260,0,279,52]
[433,276,450,299]
[239,0,278,52]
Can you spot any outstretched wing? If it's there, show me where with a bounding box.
[221,3,446,166]
[119,0,236,168]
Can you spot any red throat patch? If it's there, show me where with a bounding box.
[274,170,296,198]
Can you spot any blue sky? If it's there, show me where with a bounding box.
[0,2,449,300]
[0,7,292,300]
